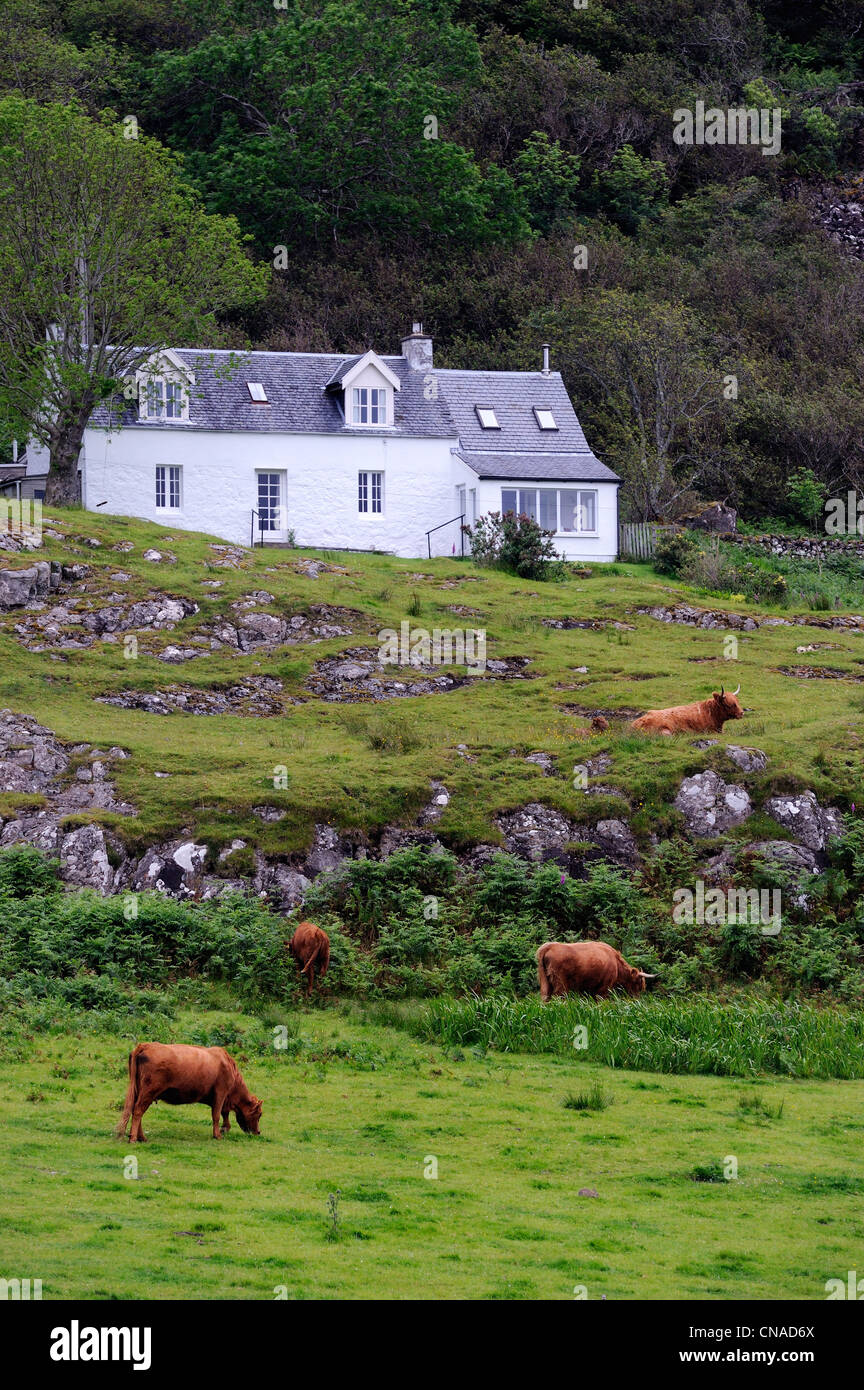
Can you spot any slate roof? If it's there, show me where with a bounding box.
[93,349,455,438]
[457,451,619,482]
[90,347,619,483]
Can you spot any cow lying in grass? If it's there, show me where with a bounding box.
[116,1043,263,1142]
[537,941,656,1000]
[631,686,743,735]
[287,920,330,994]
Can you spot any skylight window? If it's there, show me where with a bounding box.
[534,408,557,430]
[247,382,268,402]
[475,406,499,429]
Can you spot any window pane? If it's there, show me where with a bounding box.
[559,490,579,531]
[501,489,517,514]
[169,467,181,509]
[371,473,382,513]
[353,388,368,424]
[147,381,164,418]
[155,467,165,508]
[539,489,557,530]
[258,473,280,530]
[579,491,597,530]
[518,489,537,520]
[358,472,368,512]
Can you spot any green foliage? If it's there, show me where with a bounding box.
[653,530,699,577]
[407,995,864,1078]
[588,144,669,233]
[466,509,560,579]
[786,468,827,528]
[512,131,580,235]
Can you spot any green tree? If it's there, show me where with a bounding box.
[0,96,266,504]
[142,0,529,253]
[589,144,669,233]
[512,131,580,235]
[541,289,730,520]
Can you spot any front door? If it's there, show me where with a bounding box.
[256,472,287,542]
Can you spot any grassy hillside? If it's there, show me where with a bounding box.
[3,505,863,859]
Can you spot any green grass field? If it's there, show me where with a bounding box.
[2,1005,863,1301]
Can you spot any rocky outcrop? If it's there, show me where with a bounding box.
[674,770,752,836]
[98,676,288,717]
[763,792,843,852]
[695,741,769,774]
[497,803,574,863]
[639,602,864,632]
[0,560,60,608]
[13,588,199,652]
[307,647,532,702]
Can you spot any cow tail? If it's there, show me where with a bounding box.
[536,943,554,1001]
[115,1048,141,1138]
[300,939,324,975]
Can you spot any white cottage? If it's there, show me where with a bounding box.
[21,326,620,560]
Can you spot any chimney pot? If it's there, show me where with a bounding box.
[542,344,550,375]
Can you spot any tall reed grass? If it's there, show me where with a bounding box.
[400,995,864,1078]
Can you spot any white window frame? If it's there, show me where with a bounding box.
[500,486,599,534]
[256,471,284,533]
[534,408,558,431]
[352,386,389,426]
[140,376,190,422]
[475,406,500,429]
[156,465,182,511]
[247,382,268,403]
[359,471,384,514]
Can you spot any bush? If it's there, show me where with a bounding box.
[465,510,560,579]
[653,530,699,577]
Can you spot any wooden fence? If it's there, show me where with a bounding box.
[618,521,661,561]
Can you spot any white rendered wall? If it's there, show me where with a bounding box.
[79,426,468,557]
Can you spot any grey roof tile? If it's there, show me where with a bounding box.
[457,451,620,482]
[90,350,619,483]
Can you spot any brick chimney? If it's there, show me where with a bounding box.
[401,321,433,371]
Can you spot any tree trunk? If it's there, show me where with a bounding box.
[45,403,94,506]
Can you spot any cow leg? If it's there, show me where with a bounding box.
[130,1094,154,1143]
[211,1099,223,1139]
[220,1103,231,1136]
[307,966,315,995]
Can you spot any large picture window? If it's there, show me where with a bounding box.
[500,487,598,533]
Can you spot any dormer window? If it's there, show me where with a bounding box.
[247,382,268,403]
[534,408,558,430]
[352,386,388,425]
[144,379,187,419]
[136,352,194,423]
[475,406,499,429]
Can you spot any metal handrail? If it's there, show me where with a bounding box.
[250,509,264,547]
[425,513,465,559]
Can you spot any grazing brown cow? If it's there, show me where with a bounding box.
[631,686,743,735]
[287,920,330,994]
[536,940,656,1001]
[115,1043,262,1143]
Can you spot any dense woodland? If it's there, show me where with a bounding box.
[4,0,864,518]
